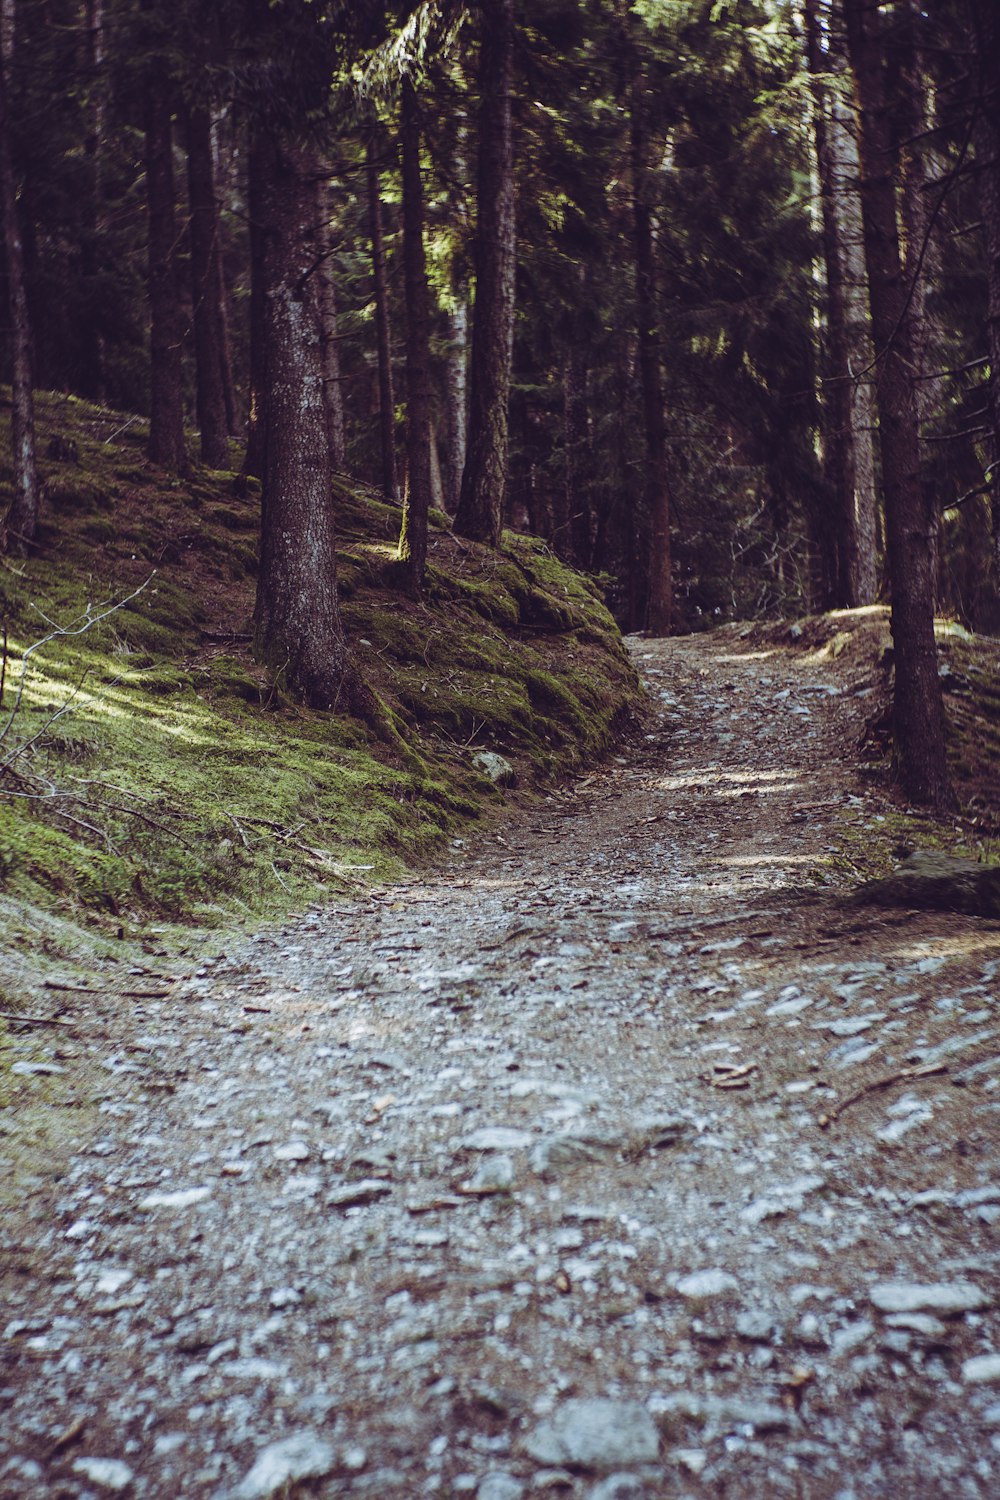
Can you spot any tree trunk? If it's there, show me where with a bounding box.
[828,70,880,603]
[367,120,398,503]
[969,0,1000,588]
[564,321,592,568]
[317,176,347,471]
[397,75,433,596]
[452,0,517,548]
[81,0,106,401]
[186,104,231,469]
[845,0,952,808]
[144,66,187,472]
[0,0,38,556]
[444,300,468,512]
[804,0,857,608]
[252,132,352,710]
[631,49,672,635]
[242,130,267,481]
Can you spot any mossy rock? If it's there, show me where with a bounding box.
[850,851,1000,918]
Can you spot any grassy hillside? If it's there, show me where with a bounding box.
[0,391,641,992]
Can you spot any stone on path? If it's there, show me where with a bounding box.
[231,1431,335,1499]
[71,1458,134,1493]
[477,1472,525,1500]
[676,1268,738,1300]
[138,1187,211,1210]
[521,1399,660,1472]
[963,1354,1000,1385]
[851,851,1000,918]
[870,1281,991,1315]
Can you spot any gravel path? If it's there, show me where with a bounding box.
[3,629,999,1500]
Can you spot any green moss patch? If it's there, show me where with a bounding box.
[0,387,642,980]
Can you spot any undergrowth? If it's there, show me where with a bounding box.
[0,390,641,992]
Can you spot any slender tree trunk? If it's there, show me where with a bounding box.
[564,322,592,568]
[252,133,352,710]
[453,0,517,548]
[210,114,238,436]
[186,104,231,469]
[145,67,187,472]
[444,300,468,511]
[242,130,267,481]
[367,120,398,502]
[0,0,38,556]
[804,0,856,607]
[969,0,1000,586]
[631,50,672,635]
[829,72,880,602]
[82,0,106,401]
[845,0,952,808]
[397,76,433,595]
[317,176,347,471]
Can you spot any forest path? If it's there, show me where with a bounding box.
[4,629,1000,1500]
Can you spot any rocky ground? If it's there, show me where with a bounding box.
[2,628,999,1500]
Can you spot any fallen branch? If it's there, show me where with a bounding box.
[817,1062,948,1129]
[0,1009,74,1029]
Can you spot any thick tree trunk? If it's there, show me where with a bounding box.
[317,176,347,472]
[242,130,267,481]
[452,0,517,548]
[845,0,952,808]
[969,0,1000,587]
[631,52,672,635]
[144,68,187,472]
[0,0,38,556]
[367,121,398,503]
[186,104,231,469]
[252,133,352,710]
[397,76,433,596]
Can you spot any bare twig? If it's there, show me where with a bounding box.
[0,1009,74,1029]
[817,1062,947,1128]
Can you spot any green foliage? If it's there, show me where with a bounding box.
[0,390,641,954]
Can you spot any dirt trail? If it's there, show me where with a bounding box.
[3,629,999,1500]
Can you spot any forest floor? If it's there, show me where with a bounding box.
[2,624,999,1500]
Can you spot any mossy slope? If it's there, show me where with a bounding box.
[0,390,640,978]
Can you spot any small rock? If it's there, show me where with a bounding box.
[962,1353,1000,1385]
[676,1269,738,1300]
[231,1431,335,1499]
[476,1473,525,1500]
[71,1458,134,1492]
[870,1281,991,1315]
[831,1320,874,1357]
[885,1313,948,1339]
[139,1187,211,1210]
[736,1309,778,1343]
[326,1180,392,1209]
[472,751,516,787]
[521,1398,659,1473]
[464,1127,534,1151]
[462,1155,515,1195]
[530,1132,617,1178]
[274,1141,310,1162]
[589,1476,646,1499]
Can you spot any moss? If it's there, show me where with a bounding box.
[0,384,642,963]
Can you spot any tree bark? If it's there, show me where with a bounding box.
[968,0,1000,587]
[804,0,857,608]
[845,0,952,808]
[452,0,517,548]
[81,0,106,401]
[564,319,592,568]
[444,300,468,512]
[631,48,672,635]
[144,66,187,472]
[242,129,267,481]
[317,176,347,472]
[367,120,398,502]
[397,75,433,595]
[252,132,352,710]
[186,104,231,469]
[0,0,38,556]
